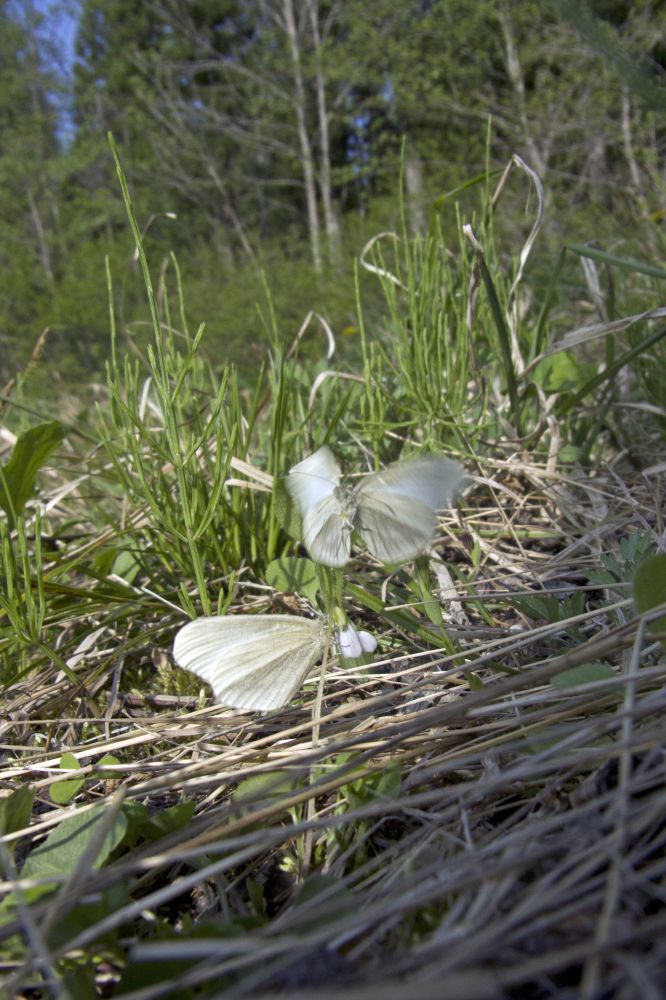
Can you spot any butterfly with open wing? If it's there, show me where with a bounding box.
[286,446,464,568]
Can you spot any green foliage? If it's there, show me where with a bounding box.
[265,557,320,606]
[552,0,666,111]
[551,661,617,688]
[0,421,63,527]
[140,799,196,840]
[290,874,356,930]
[50,753,122,805]
[0,512,47,673]
[511,590,586,626]
[587,531,657,588]
[3,0,666,397]
[50,753,85,805]
[233,770,300,810]
[633,553,666,640]
[0,783,34,851]
[327,756,402,866]
[16,805,128,905]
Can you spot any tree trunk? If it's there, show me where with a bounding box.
[283,0,322,271]
[498,5,547,177]
[404,137,425,235]
[307,0,341,265]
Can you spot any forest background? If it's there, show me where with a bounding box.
[2,0,665,403]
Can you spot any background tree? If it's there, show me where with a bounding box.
[0,0,62,381]
[1,0,665,392]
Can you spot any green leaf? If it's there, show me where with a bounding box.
[246,877,267,918]
[62,963,98,999]
[266,556,319,605]
[96,754,122,779]
[564,242,666,279]
[233,770,298,805]
[633,553,666,640]
[552,662,617,688]
[343,763,401,810]
[412,557,442,627]
[0,784,34,852]
[117,801,150,849]
[50,753,85,806]
[115,919,247,998]
[47,884,129,951]
[115,943,197,999]
[111,549,141,585]
[19,805,128,902]
[272,475,301,541]
[0,422,64,527]
[141,800,196,841]
[375,761,401,799]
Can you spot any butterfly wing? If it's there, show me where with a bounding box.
[359,455,463,508]
[355,493,437,563]
[287,446,351,567]
[287,446,341,511]
[354,455,463,564]
[301,494,352,567]
[172,614,327,711]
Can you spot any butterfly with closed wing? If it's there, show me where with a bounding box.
[173,614,328,712]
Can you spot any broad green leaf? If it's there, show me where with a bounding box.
[552,662,617,688]
[48,884,129,951]
[117,800,150,849]
[266,556,319,604]
[633,554,666,641]
[0,422,64,527]
[96,754,122,778]
[344,763,401,810]
[50,753,86,805]
[141,800,196,841]
[112,549,141,585]
[92,546,118,577]
[0,784,34,852]
[19,805,128,902]
[115,918,260,998]
[272,475,301,541]
[533,351,594,393]
[375,761,401,799]
[233,770,298,805]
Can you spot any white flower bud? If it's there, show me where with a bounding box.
[336,624,377,659]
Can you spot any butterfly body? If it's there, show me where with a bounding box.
[300,485,356,567]
[288,447,463,568]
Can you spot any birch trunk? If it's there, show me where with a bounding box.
[307,0,341,264]
[283,0,322,271]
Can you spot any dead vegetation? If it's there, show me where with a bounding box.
[1,454,664,999]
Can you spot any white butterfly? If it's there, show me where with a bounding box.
[173,614,328,711]
[286,446,463,568]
